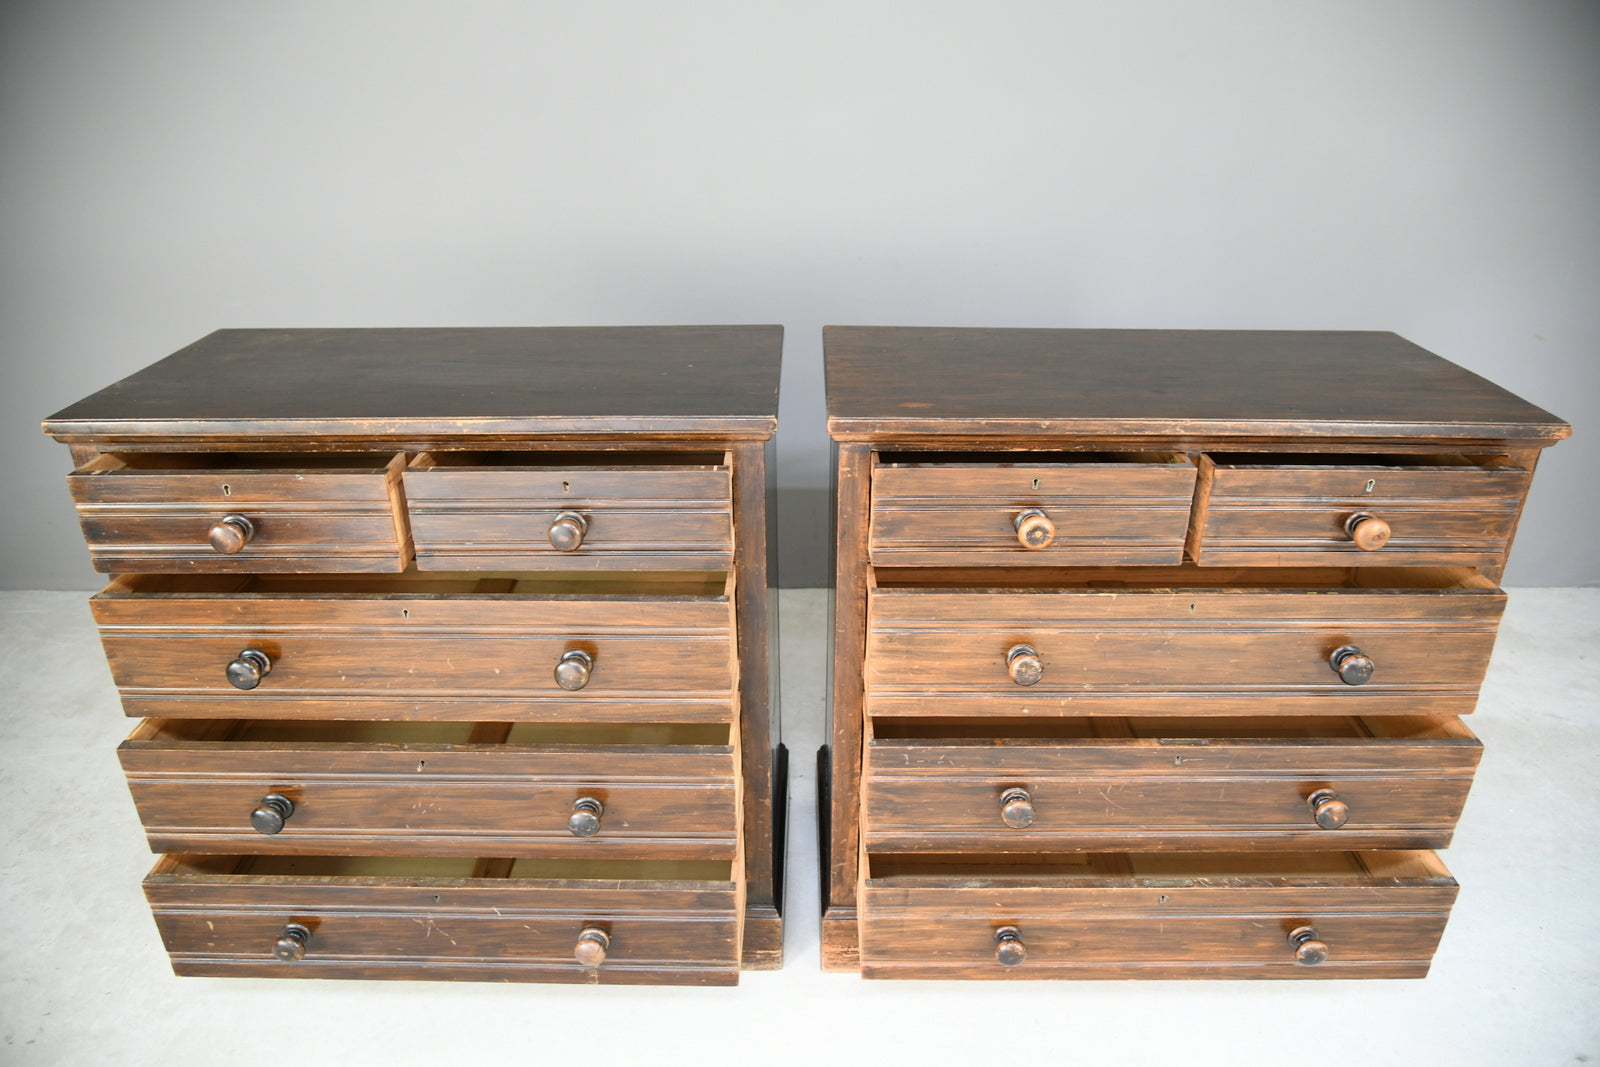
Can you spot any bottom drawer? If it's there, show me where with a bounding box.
[145,855,741,985]
[860,850,1456,979]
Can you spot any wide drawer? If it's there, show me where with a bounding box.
[68,452,411,573]
[869,452,1197,567]
[865,570,1505,717]
[145,855,740,984]
[860,851,1457,979]
[864,716,1480,852]
[120,720,737,859]
[91,573,736,721]
[1192,453,1530,568]
[404,451,734,571]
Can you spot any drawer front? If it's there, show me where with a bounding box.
[864,723,1481,852]
[121,741,738,859]
[92,593,736,721]
[404,462,733,571]
[870,459,1197,567]
[144,858,740,984]
[860,853,1457,979]
[68,454,410,573]
[1194,457,1531,568]
[866,586,1505,717]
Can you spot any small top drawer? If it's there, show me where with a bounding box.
[1193,453,1530,568]
[404,451,734,571]
[869,452,1198,567]
[68,452,411,573]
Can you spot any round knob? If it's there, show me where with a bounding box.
[1307,789,1350,830]
[272,923,311,962]
[1329,645,1374,686]
[208,514,255,555]
[1014,508,1055,550]
[554,649,593,691]
[1006,644,1043,687]
[251,793,295,834]
[994,926,1027,966]
[574,926,610,968]
[1289,925,1329,965]
[1000,787,1036,829]
[226,648,272,690]
[548,511,589,552]
[1344,512,1391,552]
[568,796,604,837]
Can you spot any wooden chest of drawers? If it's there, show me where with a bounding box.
[45,326,784,985]
[822,327,1567,979]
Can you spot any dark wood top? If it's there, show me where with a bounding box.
[44,326,782,440]
[824,327,1569,442]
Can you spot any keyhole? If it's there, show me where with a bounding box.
[1158,894,1170,904]
[401,609,409,620]
[562,481,570,493]
[221,484,232,496]
[417,759,426,771]
[1173,755,1184,765]
[1364,479,1376,494]
[1031,478,1040,490]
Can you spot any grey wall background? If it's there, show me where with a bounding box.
[2,0,1595,588]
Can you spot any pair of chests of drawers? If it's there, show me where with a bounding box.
[72,447,748,985]
[856,448,1521,979]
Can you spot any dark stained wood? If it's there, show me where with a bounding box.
[144,854,741,985]
[859,850,1458,979]
[44,326,782,441]
[826,444,872,950]
[825,328,1570,442]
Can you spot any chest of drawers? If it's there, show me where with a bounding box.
[45,326,784,985]
[821,327,1567,979]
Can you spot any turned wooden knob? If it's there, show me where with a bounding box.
[1014,508,1056,550]
[1289,925,1329,965]
[574,926,610,967]
[208,514,255,554]
[1308,789,1350,830]
[554,649,593,691]
[568,796,604,837]
[1000,787,1036,829]
[1329,645,1374,686]
[548,511,588,552]
[251,793,295,834]
[272,923,311,962]
[1007,644,1043,687]
[1344,512,1391,552]
[226,648,272,690]
[994,926,1027,966]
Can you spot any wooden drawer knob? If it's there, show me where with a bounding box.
[272,923,311,962]
[554,649,593,691]
[1289,925,1329,965]
[1329,645,1374,686]
[251,793,295,834]
[1000,787,1036,829]
[1006,644,1043,686]
[226,648,272,690]
[568,796,604,837]
[1307,789,1350,830]
[1014,508,1056,550]
[574,926,610,968]
[208,514,255,554]
[1344,512,1391,552]
[548,511,589,552]
[994,926,1027,966]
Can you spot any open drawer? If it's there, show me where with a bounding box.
[859,851,1458,980]
[67,451,411,573]
[403,450,734,571]
[870,451,1197,567]
[144,855,741,984]
[91,571,737,721]
[120,720,738,860]
[864,715,1480,852]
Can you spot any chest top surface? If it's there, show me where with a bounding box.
[44,326,783,440]
[824,327,1568,442]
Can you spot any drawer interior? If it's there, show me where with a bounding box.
[128,718,730,747]
[77,451,401,475]
[867,849,1453,885]
[155,854,734,883]
[872,564,1500,593]
[99,569,733,599]
[410,450,729,471]
[877,450,1190,468]
[1203,451,1516,471]
[869,714,1474,743]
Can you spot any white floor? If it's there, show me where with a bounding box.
[1,588,1597,1066]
